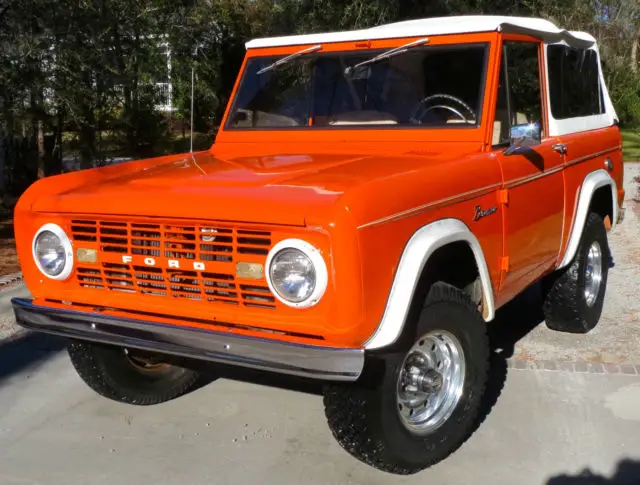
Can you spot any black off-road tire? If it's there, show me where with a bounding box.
[543,213,611,333]
[323,282,489,475]
[68,341,204,405]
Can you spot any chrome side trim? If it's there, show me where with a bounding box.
[357,183,502,229]
[504,164,564,189]
[364,219,495,350]
[565,146,621,167]
[357,147,620,231]
[557,169,618,269]
[503,146,619,190]
[11,298,364,382]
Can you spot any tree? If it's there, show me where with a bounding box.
[0,0,638,196]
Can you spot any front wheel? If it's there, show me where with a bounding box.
[68,341,205,405]
[323,282,489,474]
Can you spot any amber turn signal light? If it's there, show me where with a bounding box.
[236,262,264,280]
[76,248,97,263]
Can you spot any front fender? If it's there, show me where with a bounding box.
[364,218,495,350]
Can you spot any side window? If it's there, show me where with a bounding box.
[547,45,603,119]
[493,42,542,146]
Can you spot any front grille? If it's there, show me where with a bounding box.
[71,220,270,260]
[71,219,276,309]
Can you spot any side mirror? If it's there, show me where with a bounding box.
[504,122,541,156]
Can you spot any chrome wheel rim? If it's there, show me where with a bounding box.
[396,330,466,435]
[584,241,603,308]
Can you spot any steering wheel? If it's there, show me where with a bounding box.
[410,94,476,124]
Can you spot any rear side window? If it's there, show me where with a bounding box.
[547,45,603,119]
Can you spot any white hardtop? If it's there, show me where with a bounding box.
[245,15,597,49]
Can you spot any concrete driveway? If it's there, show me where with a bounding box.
[0,165,639,485]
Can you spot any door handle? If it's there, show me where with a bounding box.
[552,143,567,155]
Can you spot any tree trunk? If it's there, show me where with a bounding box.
[53,113,63,174]
[37,119,45,178]
[124,85,136,156]
[78,106,96,170]
[0,130,5,197]
[632,24,640,74]
[44,111,62,177]
[28,87,44,183]
[1,93,13,197]
[79,125,96,170]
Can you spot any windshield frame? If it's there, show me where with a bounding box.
[217,33,499,143]
[221,39,491,132]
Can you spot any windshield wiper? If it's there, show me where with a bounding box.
[256,44,322,75]
[344,38,429,75]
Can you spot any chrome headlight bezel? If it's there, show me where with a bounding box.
[32,223,74,280]
[265,238,328,309]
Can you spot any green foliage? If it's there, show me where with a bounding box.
[0,0,639,187]
[606,64,640,128]
[622,128,640,161]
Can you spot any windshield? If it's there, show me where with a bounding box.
[226,43,488,130]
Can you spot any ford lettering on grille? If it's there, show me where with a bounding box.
[122,255,207,271]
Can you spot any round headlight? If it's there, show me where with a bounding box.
[266,239,328,308]
[32,223,73,280]
[35,231,65,275]
[270,248,316,303]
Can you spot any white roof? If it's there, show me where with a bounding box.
[245,15,596,49]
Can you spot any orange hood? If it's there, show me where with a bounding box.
[30,150,376,226]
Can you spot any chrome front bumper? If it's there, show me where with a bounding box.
[11,298,364,382]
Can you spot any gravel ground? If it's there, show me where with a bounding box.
[1,164,638,364]
[511,163,640,364]
[2,354,639,485]
[0,283,28,341]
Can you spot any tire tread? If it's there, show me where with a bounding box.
[68,341,202,406]
[543,213,610,333]
[323,283,489,474]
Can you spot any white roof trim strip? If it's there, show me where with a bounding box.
[245,15,596,49]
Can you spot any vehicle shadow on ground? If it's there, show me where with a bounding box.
[0,331,67,384]
[204,282,548,419]
[0,283,547,412]
[199,362,324,396]
[547,459,640,484]
[475,282,546,431]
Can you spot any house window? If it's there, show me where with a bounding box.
[547,45,603,119]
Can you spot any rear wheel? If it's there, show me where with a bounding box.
[543,212,611,333]
[67,341,204,405]
[323,282,489,474]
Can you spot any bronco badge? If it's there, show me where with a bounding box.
[473,205,497,221]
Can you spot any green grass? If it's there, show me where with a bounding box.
[622,128,640,161]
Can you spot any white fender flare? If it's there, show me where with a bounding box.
[364,218,495,350]
[557,169,618,270]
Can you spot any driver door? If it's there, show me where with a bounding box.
[493,40,565,301]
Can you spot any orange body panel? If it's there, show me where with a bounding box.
[14,31,623,349]
[558,127,624,259]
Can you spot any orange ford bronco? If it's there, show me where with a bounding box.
[13,15,625,474]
